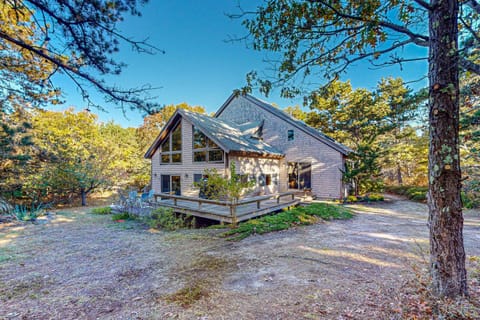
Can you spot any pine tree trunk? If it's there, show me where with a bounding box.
[428,0,467,297]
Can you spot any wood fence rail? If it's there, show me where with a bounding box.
[152,192,298,224]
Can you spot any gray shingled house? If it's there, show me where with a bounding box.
[144,93,351,199]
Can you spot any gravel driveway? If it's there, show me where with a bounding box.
[0,197,479,319]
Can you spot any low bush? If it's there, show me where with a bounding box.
[90,206,112,215]
[462,192,480,209]
[346,195,358,203]
[13,203,46,221]
[366,193,384,201]
[145,207,193,231]
[386,185,428,202]
[222,203,353,241]
[111,212,132,221]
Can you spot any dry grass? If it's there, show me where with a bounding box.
[0,198,479,319]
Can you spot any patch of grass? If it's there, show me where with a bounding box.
[164,255,234,308]
[90,206,112,215]
[164,280,209,307]
[222,203,353,241]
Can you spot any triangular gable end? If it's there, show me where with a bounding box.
[215,92,352,156]
[144,109,232,159]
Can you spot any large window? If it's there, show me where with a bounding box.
[193,127,224,163]
[160,123,182,164]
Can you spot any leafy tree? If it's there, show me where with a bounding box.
[239,0,480,297]
[303,78,419,194]
[100,122,150,189]
[29,109,112,206]
[0,0,160,113]
[137,103,206,152]
[284,105,307,121]
[0,104,34,199]
[379,126,429,186]
[195,162,255,202]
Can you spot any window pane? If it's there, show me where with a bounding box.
[193,151,207,162]
[209,150,223,162]
[161,138,170,152]
[193,174,203,183]
[161,154,170,163]
[207,138,219,149]
[171,153,182,163]
[161,175,170,193]
[288,129,294,141]
[171,124,182,151]
[193,127,206,149]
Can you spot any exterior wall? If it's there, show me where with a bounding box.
[151,118,227,196]
[217,96,345,199]
[229,155,281,195]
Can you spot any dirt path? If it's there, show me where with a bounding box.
[0,199,479,319]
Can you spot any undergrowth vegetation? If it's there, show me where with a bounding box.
[146,207,194,231]
[386,185,428,201]
[221,203,353,241]
[90,206,112,215]
[396,256,480,319]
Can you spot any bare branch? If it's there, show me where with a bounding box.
[459,57,480,75]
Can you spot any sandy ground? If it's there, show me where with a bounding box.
[0,197,479,319]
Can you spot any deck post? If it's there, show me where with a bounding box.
[174,198,177,206]
[277,195,280,204]
[257,200,260,209]
[230,203,237,226]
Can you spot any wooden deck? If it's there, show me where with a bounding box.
[152,192,300,224]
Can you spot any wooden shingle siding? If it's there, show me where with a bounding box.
[217,95,345,199]
[151,118,227,197]
[230,155,281,195]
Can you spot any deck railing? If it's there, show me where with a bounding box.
[153,191,296,224]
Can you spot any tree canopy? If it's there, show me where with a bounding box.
[0,0,161,113]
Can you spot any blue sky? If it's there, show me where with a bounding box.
[52,0,429,128]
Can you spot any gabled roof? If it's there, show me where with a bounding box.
[144,109,283,159]
[215,93,353,155]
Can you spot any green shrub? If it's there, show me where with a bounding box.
[385,185,428,202]
[222,203,353,241]
[90,206,112,215]
[346,195,358,203]
[462,192,480,209]
[112,212,132,221]
[13,203,45,221]
[367,193,384,201]
[145,207,191,231]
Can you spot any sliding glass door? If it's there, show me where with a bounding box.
[288,162,311,189]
